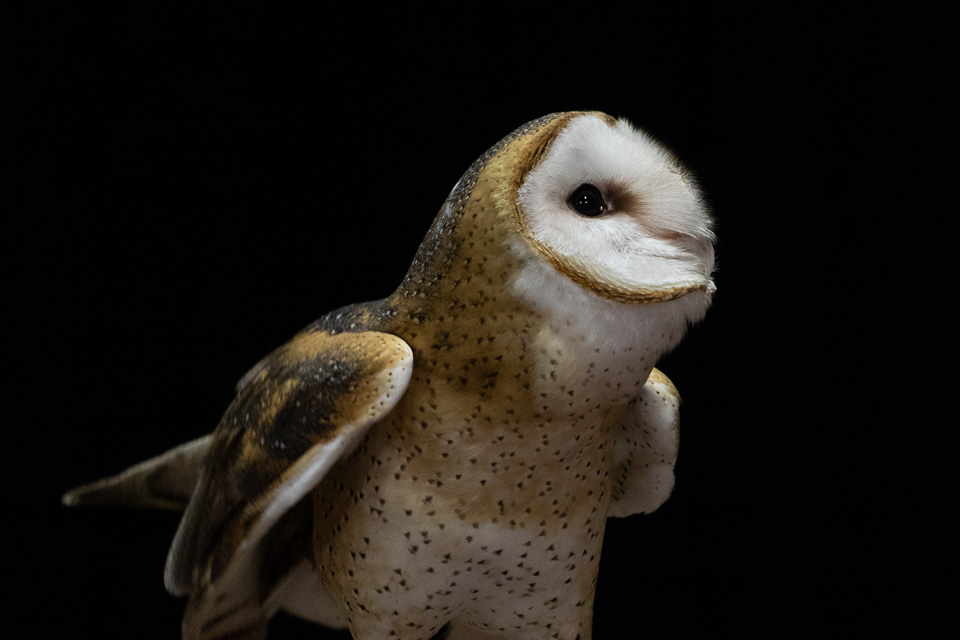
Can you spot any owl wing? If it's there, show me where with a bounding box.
[607,368,681,518]
[165,329,413,639]
[62,435,211,510]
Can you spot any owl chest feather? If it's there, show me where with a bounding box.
[311,303,654,632]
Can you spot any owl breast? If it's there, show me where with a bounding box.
[311,300,651,636]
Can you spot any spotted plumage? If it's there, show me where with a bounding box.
[64,111,715,639]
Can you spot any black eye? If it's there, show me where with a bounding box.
[567,184,605,217]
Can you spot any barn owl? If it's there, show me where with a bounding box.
[64,111,716,640]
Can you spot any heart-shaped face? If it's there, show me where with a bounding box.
[515,112,715,305]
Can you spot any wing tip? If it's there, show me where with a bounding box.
[60,478,130,508]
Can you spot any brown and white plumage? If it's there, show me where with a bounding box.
[64,111,715,639]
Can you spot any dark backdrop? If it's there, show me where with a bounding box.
[5,6,950,639]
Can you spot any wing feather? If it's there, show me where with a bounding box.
[161,329,412,639]
[62,435,211,511]
[607,368,681,518]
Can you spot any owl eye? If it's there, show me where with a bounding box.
[567,184,606,217]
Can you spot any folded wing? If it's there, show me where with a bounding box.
[165,329,413,639]
[607,368,681,518]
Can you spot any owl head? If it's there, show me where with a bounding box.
[401,111,715,344]
[515,112,715,302]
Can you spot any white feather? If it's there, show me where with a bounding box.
[517,114,715,292]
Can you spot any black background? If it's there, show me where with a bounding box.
[5,6,951,639]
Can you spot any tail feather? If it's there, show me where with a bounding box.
[62,435,211,511]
